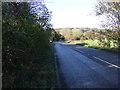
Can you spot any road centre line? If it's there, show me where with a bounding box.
[93,56,120,69]
[71,46,120,69]
[79,50,85,53]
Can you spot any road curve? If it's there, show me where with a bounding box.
[54,41,119,88]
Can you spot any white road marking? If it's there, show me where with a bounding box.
[79,51,85,53]
[93,56,120,69]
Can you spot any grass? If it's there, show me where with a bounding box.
[86,46,119,53]
[16,43,56,88]
[66,40,119,54]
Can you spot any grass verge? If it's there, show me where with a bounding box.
[66,40,119,54]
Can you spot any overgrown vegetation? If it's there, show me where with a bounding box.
[2,2,56,88]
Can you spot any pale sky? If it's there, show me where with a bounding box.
[45,0,102,28]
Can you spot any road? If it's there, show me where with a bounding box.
[54,41,119,88]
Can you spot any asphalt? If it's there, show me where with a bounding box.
[54,41,119,88]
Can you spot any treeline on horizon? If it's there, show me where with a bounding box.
[53,27,119,49]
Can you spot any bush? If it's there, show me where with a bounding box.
[2,2,53,88]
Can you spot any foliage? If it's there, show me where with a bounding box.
[72,29,83,40]
[52,30,64,41]
[55,28,100,41]
[55,27,119,48]
[97,29,120,48]
[55,28,85,41]
[95,2,120,31]
[94,1,120,48]
[2,2,54,88]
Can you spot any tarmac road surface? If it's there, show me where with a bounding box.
[54,41,119,88]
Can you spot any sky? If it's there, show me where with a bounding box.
[45,0,102,29]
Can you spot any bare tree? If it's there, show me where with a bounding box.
[95,1,120,31]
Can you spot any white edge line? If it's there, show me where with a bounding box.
[79,51,85,53]
[93,56,120,69]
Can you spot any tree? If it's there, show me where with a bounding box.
[95,1,120,31]
[72,29,83,40]
[95,1,120,48]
